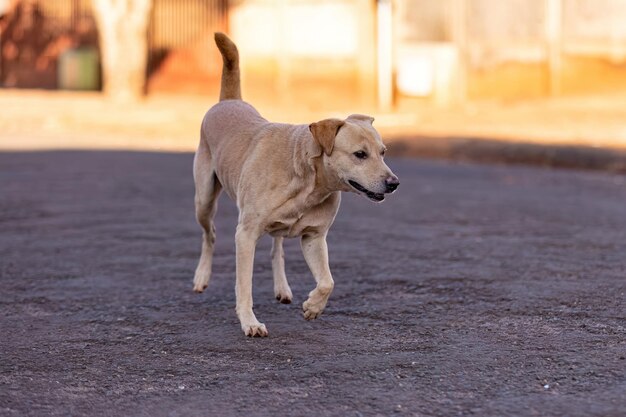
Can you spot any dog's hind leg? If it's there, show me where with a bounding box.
[193,139,222,293]
[271,237,292,304]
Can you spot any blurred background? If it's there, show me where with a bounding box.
[1,0,626,162]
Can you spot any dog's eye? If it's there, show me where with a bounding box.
[353,151,368,159]
[381,149,386,157]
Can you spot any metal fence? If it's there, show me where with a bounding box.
[0,0,228,89]
[147,0,228,77]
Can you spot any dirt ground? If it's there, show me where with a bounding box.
[1,151,625,417]
[2,91,626,153]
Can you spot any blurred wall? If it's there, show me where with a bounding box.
[228,0,626,109]
[393,0,626,104]
[3,0,626,108]
[464,0,547,99]
[229,0,377,111]
[561,0,626,94]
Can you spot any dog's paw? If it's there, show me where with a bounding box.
[193,273,209,293]
[302,300,324,320]
[242,322,269,337]
[275,290,292,304]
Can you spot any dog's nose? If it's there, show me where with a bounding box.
[385,175,399,192]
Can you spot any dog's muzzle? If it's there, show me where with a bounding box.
[348,180,385,202]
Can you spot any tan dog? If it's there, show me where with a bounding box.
[193,33,399,337]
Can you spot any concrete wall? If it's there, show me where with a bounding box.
[6,0,626,105]
[229,0,377,112]
[393,0,626,102]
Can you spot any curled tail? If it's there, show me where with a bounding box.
[214,32,241,101]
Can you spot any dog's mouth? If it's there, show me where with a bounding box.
[348,180,385,202]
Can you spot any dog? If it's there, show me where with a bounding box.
[193,33,399,337]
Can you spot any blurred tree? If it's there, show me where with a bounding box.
[91,0,152,101]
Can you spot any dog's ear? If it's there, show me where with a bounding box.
[347,114,374,124]
[309,118,344,156]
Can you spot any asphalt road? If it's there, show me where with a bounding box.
[1,151,625,417]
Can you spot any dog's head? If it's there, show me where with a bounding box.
[309,114,399,202]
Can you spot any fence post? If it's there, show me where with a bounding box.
[376,0,393,111]
[451,0,467,104]
[546,0,562,96]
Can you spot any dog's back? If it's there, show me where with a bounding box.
[201,101,267,196]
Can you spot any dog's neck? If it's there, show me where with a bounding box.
[312,156,345,195]
[294,130,346,197]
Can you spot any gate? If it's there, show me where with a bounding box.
[146,0,228,93]
[0,0,228,92]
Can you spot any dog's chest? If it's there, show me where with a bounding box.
[266,209,317,238]
[265,192,339,238]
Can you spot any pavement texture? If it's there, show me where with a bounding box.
[1,151,625,417]
[1,91,626,173]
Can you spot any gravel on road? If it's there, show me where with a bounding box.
[1,151,625,416]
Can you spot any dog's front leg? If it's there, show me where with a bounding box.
[235,224,267,337]
[301,233,334,320]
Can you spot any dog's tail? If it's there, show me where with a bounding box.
[214,32,241,101]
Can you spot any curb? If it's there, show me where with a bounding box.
[388,136,626,173]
